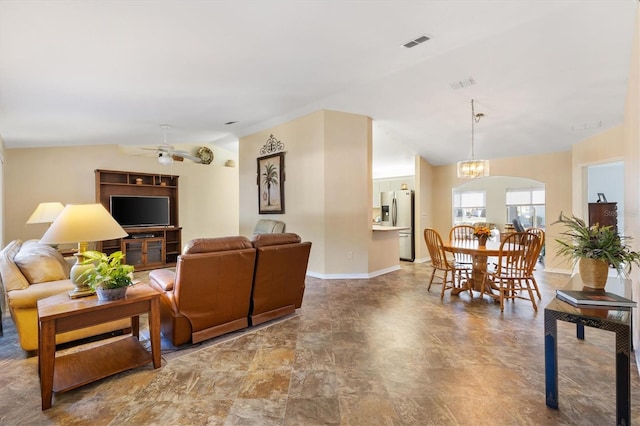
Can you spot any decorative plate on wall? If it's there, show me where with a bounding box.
[197,147,214,164]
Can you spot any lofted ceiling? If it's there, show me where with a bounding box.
[0,1,636,178]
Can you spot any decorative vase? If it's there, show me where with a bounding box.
[578,258,609,290]
[477,235,488,247]
[96,286,128,301]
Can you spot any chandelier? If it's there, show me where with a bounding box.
[457,99,489,178]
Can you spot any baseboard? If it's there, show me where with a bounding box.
[306,264,401,280]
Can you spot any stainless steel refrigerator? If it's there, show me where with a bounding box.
[380,190,415,261]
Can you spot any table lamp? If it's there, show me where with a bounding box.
[26,202,65,227]
[40,203,129,298]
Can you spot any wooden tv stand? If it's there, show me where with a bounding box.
[95,170,181,270]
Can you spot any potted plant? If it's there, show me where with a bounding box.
[553,212,640,289]
[79,251,135,300]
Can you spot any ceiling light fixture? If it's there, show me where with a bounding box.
[457,99,489,179]
[158,151,173,165]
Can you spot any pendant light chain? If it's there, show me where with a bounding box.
[456,98,489,179]
[471,99,475,160]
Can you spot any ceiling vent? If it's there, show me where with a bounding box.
[402,35,430,48]
[572,121,602,131]
[449,77,476,90]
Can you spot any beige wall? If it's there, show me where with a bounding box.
[571,125,625,220]
[3,144,239,247]
[431,151,573,273]
[238,110,373,277]
[0,136,4,246]
[623,7,640,354]
[415,155,434,262]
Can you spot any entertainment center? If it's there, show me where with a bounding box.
[95,169,181,270]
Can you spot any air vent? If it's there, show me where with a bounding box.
[402,34,430,48]
[571,121,602,131]
[449,77,476,90]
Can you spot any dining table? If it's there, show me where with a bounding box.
[441,239,505,298]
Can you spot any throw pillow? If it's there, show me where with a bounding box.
[0,240,30,291]
[14,241,70,284]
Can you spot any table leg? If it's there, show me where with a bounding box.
[149,297,161,368]
[131,315,140,339]
[544,311,559,409]
[615,325,631,425]
[473,254,498,299]
[576,324,585,340]
[39,320,56,410]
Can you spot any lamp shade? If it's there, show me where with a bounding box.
[26,202,65,225]
[40,203,128,245]
[457,159,490,179]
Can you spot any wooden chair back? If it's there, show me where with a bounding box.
[495,232,541,279]
[449,225,475,241]
[527,227,545,245]
[449,225,474,265]
[423,228,450,270]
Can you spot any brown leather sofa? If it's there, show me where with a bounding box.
[249,233,312,326]
[148,236,256,346]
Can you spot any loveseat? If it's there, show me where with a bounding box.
[148,233,312,346]
[0,240,131,352]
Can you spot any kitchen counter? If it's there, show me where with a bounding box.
[369,224,413,276]
[372,225,410,231]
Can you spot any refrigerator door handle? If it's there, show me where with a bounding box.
[392,198,397,226]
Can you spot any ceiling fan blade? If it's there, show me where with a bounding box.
[173,150,203,163]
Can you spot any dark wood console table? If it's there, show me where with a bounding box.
[544,274,632,425]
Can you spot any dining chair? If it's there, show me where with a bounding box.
[483,231,541,312]
[448,225,475,281]
[525,228,545,299]
[424,228,471,299]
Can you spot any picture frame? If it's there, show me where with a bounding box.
[257,152,285,214]
[597,193,608,203]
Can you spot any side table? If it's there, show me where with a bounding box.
[544,274,632,425]
[37,284,161,410]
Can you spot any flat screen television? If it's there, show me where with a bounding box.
[110,195,170,227]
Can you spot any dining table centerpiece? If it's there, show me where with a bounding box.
[553,212,640,289]
[474,226,491,247]
[79,250,135,300]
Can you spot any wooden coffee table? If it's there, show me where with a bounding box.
[37,284,161,410]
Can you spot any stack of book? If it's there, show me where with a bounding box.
[556,289,636,308]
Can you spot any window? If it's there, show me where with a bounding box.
[506,188,545,228]
[453,190,486,225]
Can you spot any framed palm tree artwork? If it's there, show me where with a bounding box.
[257,152,285,214]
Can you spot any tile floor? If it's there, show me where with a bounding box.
[0,261,639,425]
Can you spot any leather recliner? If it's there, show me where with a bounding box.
[249,233,311,326]
[148,236,256,346]
[253,219,286,235]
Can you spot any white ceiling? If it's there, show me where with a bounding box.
[0,1,636,178]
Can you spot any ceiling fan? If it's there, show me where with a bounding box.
[137,124,203,165]
[139,144,203,165]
